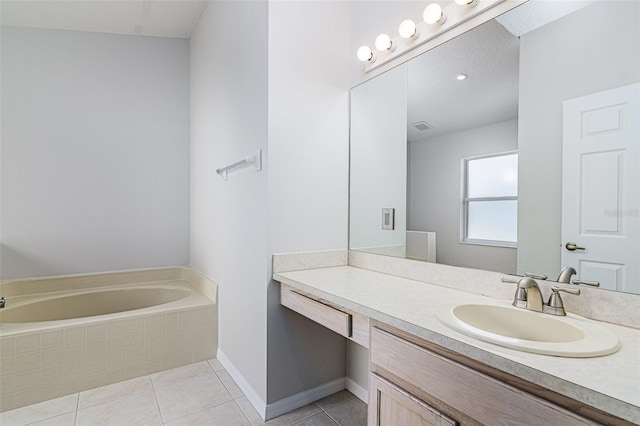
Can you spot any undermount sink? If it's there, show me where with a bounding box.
[436,302,620,357]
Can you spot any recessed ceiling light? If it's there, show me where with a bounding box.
[456,73,468,81]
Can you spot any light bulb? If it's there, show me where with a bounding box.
[455,0,478,6]
[424,3,447,25]
[398,19,418,39]
[456,73,468,80]
[357,45,375,62]
[375,34,394,52]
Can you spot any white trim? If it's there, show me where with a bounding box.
[346,378,368,404]
[265,377,347,421]
[216,349,267,420]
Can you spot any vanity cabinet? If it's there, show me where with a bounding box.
[276,279,635,425]
[369,373,458,426]
[369,324,604,426]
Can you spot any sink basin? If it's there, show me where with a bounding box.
[436,302,620,357]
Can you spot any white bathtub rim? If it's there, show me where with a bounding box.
[5,280,194,307]
[0,280,213,337]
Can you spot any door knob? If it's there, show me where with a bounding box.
[565,242,586,251]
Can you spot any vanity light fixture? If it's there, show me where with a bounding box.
[424,3,447,25]
[399,19,419,40]
[357,45,376,63]
[357,0,513,72]
[455,0,479,7]
[456,73,468,80]
[375,33,395,52]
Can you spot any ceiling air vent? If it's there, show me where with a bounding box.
[411,121,433,131]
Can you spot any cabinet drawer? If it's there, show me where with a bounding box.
[370,327,597,426]
[281,284,351,338]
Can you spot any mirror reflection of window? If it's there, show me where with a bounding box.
[463,152,518,246]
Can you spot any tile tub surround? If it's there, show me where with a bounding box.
[0,267,218,412]
[273,265,640,424]
[0,360,367,426]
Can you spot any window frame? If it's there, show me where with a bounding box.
[460,151,518,248]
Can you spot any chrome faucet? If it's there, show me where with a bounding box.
[556,266,577,283]
[502,276,580,316]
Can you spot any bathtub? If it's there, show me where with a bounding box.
[0,267,218,412]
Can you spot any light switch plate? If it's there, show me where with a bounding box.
[382,208,395,230]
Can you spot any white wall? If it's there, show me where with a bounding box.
[190,0,351,415]
[267,0,351,407]
[189,0,270,406]
[1,26,190,279]
[408,119,518,274]
[517,1,640,278]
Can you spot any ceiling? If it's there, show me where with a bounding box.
[0,0,208,38]
[406,0,594,143]
[407,18,520,143]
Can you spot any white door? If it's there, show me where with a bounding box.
[562,82,639,293]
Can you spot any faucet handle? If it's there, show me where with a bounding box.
[572,279,600,287]
[501,276,520,284]
[525,272,548,280]
[545,287,580,316]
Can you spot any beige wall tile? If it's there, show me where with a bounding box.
[126,317,144,335]
[63,361,86,380]
[107,336,125,354]
[15,334,40,354]
[144,315,162,331]
[86,356,106,375]
[0,355,15,376]
[39,366,63,386]
[144,329,162,347]
[0,374,14,395]
[107,351,125,372]
[86,340,107,358]
[125,333,143,350]
[63,343,85,364]
[63,327,85,346]
[40,331,63,349]
[15,351,40,373]
[40,348,63,369]
[107,320,126,338]
[0,338,15,357]
[14,370,39,392]
[86,324,107,342]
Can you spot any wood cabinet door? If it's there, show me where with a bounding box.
[369,373,458,426]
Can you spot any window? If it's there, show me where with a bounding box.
[462,152,518,246]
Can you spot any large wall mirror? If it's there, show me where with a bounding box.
[349,0,640,294]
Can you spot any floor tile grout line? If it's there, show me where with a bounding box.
[73,392,80,426]
[75,376,153,412]
[17,392,80,426]
[148,371,166,425]
[156,399,231,425]
[233,399,254,426]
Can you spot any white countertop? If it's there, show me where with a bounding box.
[274,265,640,424]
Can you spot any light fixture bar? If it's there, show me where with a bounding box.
[363,0,508,73]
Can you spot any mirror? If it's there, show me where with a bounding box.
[349,0,640,294]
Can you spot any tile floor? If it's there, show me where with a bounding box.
[0,359,367,426]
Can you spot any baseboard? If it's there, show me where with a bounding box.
[265,377,347,421]
[216,349,267,420]
[216,351,365,422]
[346,378,368,403]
